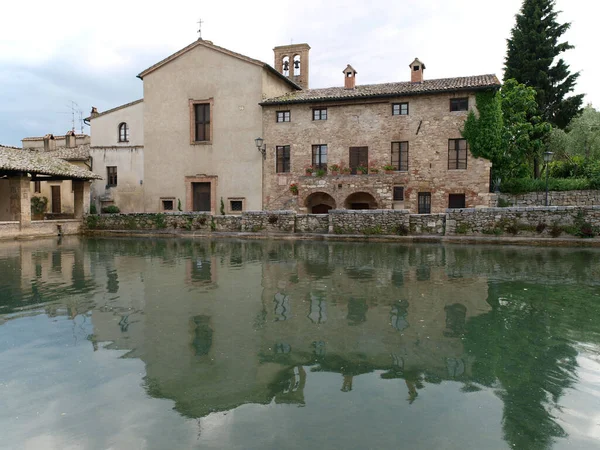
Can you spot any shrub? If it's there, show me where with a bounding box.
[31,196,48,215]
[362,225,383,235]
[177,199,182,212]
[101,205,120,214]
[154,213,167,229]
[220,197,225,215]
[210,217,216,231]
[549,223,562,238]
[535,222,547,234]
[497,198,512,208]
[89,203,97,215]
[315,168,326,177]
[455,223,470,234]
[394,224,409,236]
[500,177,592,194]
[505,223,519,235]
[576,222,596,238]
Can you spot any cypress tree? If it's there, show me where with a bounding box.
[505,0,583,130]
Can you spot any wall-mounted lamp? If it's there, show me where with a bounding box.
[255,137,266,160]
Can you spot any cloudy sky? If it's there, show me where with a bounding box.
[0,0,596,147]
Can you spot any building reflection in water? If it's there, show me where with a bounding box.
[1,238,598,450]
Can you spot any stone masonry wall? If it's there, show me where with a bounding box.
[409,214,446,235]
[262,92,492,214]
[498,190,600,207]
[295,214,329,233]
[329,210,410,234]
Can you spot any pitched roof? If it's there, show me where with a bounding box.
[0,146,101,179]
[89,99,143,120]
[137,39,302,90]
[260,74,501,105]
[22,134,88,141]
[42,144,90,161]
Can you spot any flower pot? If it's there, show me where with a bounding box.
[331,171,339,176]
[384,170,393,174]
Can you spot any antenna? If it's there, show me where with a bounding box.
[197,18,204,39]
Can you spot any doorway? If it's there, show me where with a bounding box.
[192,182,211,211]
[418,192,431,214]
[51,186,61,213]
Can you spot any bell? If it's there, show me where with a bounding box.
[283,61,289,71]
[294,60,300,69]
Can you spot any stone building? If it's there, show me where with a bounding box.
[260,52,500,213]
[87,99,145,213]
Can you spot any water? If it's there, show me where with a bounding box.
[1,237,599,450]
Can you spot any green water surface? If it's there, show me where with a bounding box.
[0,237,599,450]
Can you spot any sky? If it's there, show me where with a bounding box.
[0,0,597,147]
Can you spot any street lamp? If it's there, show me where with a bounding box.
[254,137,266,159]
[543,151,554,206]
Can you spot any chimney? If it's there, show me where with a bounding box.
[90,106,99,119]
[43,134,56,152]
[410,58,425,83]
[343,64,357,89]
[65,130,76,148]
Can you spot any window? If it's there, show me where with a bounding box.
[276,111,290,122]
[391,142,409,171]
[194,103,211,141]
[276,146,291,173]
[448,194,466,209]
[418,192,431,214]
[312,145,328,170]
[34,181,41,193]
[448,139,468,169]
[107,166,117,187]
[393,186,404,201]
[392,103,409,116]
[162,199,174,211]
[227,197,245,214]
[450,98,468,112]
[349,147,368,174]
[118,122,128,142]
[313,108,327,120]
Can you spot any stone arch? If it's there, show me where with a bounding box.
[305,191,336,214]
[293,54,301,76]
[344,192,378,210]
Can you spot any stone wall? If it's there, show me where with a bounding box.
[446,206,600,237]
[241,211,296,233]
[296,214,329,234]
[409,214,446,235]
[0,219,82,240]
[497,190,600,207]
[262,91,493,214]
[329,209,410,235]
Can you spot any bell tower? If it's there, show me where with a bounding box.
[273,43,310,89]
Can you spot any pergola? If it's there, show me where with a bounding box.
[0,146,101,228]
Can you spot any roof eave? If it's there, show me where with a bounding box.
[263,65,303,90]
[259,83,501,106]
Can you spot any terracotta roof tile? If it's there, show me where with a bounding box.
[261,74,501,105]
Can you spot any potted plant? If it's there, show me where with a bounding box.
[382,164,395,174]
[304,166,314,176]
[31,196,48,220]
[369,166,380,174]
[341,167,351,175]
[315,168,326,177]
[289,183,298,195]
[356,165,368,175]
[329,164,340,175]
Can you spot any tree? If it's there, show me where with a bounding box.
[462,80,550,181]
[566,105,600,161]
[505,0,584,129]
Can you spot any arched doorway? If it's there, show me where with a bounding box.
[344,192,378,210]
[305,192,336,214]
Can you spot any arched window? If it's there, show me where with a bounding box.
[282,56,290,76]
[118,122,128,142]
[293,55,301,76]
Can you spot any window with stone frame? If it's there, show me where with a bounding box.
[313,108,327,120]
[391,142,409,171]
[194,103,211,141]
[448,139,467,169]
[392,103,409,116]
[276,110,291,123]
[276,146,290,173]
[450,98,469,112]
[229,199,244,213]
[312,145,328,170]
[107,166,117,187]
[161,199,174,211]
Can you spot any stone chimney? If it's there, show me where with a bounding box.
[273,43,311,89]
[90,106,99,119]
[343,65,357,89]
[410,58,425,83]
[65,130,76,148]
[43,134,56,152]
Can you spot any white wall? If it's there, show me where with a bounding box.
[90,100,144,147]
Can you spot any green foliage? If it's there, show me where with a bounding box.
[85,215,99,229]
[210,216,216,231]
[549,222,562,237]
[31,196,48,215]
[315,168,326,177]
[497,198,512,208]
[333,226,346,235]
[394,224,409,236]
[101,205,120,214]
[362,225,383,235]
[505,0,583,129]
[154,213,167,229]
[89,203,97,215]
[177,199,182,212]
[500,177,591,194]
[536,222,547,233]
[455,223,470,234]
[220,197,225,215]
